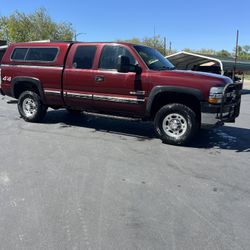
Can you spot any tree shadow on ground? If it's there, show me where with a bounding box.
[43,110,250,151]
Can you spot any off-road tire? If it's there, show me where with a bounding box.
[154,103,198,145]
[18,91,47,122]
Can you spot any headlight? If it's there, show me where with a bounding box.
[209,87,224,104]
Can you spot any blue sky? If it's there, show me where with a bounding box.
[1,0,250,52]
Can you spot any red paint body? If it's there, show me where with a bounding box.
[0,41,234,119]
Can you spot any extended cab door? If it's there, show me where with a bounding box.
[63,44,97,109]
[91,45,148,116]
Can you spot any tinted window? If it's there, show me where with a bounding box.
[72,46,96,69]
[11,48,28,60]
[25,48,58,61]
[134,45,175,71]
[99,46,136,70]
[11,47,58,62]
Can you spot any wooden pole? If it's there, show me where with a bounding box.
[233,30,239,81]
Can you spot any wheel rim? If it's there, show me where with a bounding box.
[162,113,187,138]
[22,97,37,117]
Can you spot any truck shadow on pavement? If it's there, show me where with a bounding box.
[44,110,156,141]
[241,89,250,95]
[44,110,250,152]
[190,126,250,152]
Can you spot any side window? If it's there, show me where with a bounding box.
[11,48,28,60]
[11,47,58,62]
[72,46,97,69]
[99,45,136,70]
[25,48,58,61]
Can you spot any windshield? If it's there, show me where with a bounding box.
[134,45,175,71]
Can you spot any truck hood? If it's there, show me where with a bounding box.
[173,70,232,82]
[151,70,232,84]
[148,70,232,98]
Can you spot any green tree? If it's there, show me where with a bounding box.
[216,49,231,57]
[237,45,250,60]
[0,8,74,43]
[183,48,193,53]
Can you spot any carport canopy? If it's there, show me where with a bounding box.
[166,51,250,75]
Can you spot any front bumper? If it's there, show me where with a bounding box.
[201,83,241,128]
[201,102,241,128]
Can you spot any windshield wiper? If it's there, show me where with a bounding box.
[158,66,175,71]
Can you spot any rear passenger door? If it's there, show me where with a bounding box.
[63,44,97,108]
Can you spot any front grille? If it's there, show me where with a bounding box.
[219,83,242,120]
[223,83,241,104]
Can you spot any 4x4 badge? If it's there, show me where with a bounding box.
[3,76,12,82]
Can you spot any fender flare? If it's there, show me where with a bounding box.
[146,85,204,115]
[11,76,45,102]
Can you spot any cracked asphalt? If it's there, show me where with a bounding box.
[0,92,250,250]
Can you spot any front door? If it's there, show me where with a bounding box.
[92,45,147,116]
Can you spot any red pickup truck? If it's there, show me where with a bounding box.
[0,41,241,145]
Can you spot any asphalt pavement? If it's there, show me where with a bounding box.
[0,92,250,250]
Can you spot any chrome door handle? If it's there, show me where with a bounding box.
[95,76,104,82]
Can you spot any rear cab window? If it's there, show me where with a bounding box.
[72,45,97,69]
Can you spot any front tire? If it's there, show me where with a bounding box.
[18,91,47,122]
[154,103,198,145]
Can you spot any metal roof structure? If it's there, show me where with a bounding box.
[166,51,250,74]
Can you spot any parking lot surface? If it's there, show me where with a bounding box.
[0,92,250,250]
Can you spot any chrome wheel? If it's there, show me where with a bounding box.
[162,113,187,138]
[22,97,37,118]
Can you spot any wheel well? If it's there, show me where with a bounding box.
[13,82,40,99]
[150,92,201,120]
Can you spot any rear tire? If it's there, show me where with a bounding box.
[154,103,198,145]
[18,91,47,122]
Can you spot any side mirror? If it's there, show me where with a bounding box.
[117,55,142,74]
[117,55,130,73]
[134,64,142,74]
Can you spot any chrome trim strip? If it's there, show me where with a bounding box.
[93,95,144,104]
[0,64,63,70]
[63,91,145,104]
[64,92,92,99]
[129,90,145,96]
[44,90,61,96]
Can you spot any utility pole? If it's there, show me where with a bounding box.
[74,32,87,41]
[153,26,156,48]
[169,41,172,55]
[233,30,239,81]
[163,37,167,56]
